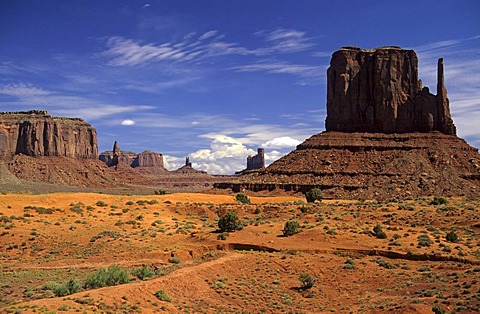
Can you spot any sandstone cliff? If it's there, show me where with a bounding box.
[325,46,456,135]
[0,110,98,159]
[99,142,165,169]
[219,47,480,199]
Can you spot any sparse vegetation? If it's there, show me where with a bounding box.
[155,290,171,302]
[283,220,301,236]
[299,273,315,289]
[83,265,130,289]
[430,196,447,205]
[235,193,251,204]
[372,224,387,239]
[305,188,322,203]
[131,266,155,280]
[445,230,459,243]
[218,210,243,232]
[168,256,181,264]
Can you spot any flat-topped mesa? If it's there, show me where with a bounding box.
[325,46,456,135]
[0,110,98,159]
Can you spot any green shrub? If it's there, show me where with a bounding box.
[217,232,229,240]
[417,234,433,247]
[154,190,167,195]
[235,193,250,204]
[53,284,69,297]
[131,266,155,280]
[432,305,445,314]
[445,230,459,243]
[430,196,447,205]
[218,211,242,232]
[65,278,81,294]
[283,220,301,236]
[95,200,108,207]
[305,188,322,203]
[155,290,171,302]
[299,273,315,289]
[372,224,387,239]
[83,265,130,289]
[168,256,181,264]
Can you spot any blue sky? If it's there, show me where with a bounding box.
[0,0,479,174]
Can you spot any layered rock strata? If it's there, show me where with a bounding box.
[218,47,480,199]
[99,142,165,169]
[325,47,456,135]
[220,132,480,199]
[0,110,98,159]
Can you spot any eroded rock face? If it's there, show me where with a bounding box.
[0,110,98,159]
[99,144,164,169]
[325,47,456,135]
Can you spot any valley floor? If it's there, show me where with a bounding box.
[1,192,479,313]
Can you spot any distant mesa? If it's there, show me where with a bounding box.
[174,156,206,174]
[0,110,98,160]
[217,46,480,199]
[99,141,167,171]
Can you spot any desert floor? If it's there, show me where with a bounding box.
[1,192,479,313]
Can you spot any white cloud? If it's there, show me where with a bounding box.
[121,119,136,126]
[256,28,315,53]
[0,82,52,97]
[163,155,184,170]
[231,62,326,85]
[198,30,219,41]
[0,81,154,121]
[261,136,301,149]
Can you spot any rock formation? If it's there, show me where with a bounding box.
[247,148,265,170]
[217,47,480,199]
[325,46,456,135]
[99,142,165,170]
[0,110,98,159]
[175,156,206,174]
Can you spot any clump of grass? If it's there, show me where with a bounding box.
[155,290,171,302]
[168,256,181,264]
[83,265,130,289]
[95,200,108,207]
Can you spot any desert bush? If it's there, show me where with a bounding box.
[432,305,445,314]
[430,196,447,205]
[148,199,159,205]
[372,224,387,239]
[25,206,53,214]
[53,284,69,297]
[217,232,229,240]
[417,234,433,247]
[305,188,322,203]
[446,230,459,243]
[299,273,315,289]
[65,278,82,294]
[235,193,250,204]
[218,211,242,232]
[131,266,155,280]
[343,259,357,270]
[95,200,108,207]
[283,220,301,236]
[168,256,181,264]
[154,189,167,195]
[155,290,171,302]
[83,265,130,289]
[125,201,134,205]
